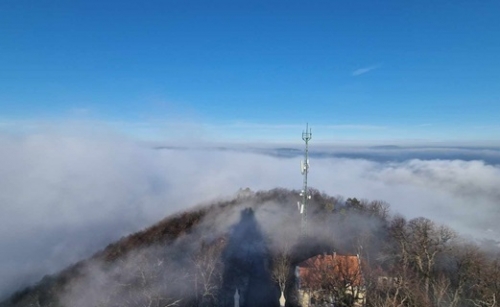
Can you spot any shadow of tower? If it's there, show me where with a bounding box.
[219,208,278,307]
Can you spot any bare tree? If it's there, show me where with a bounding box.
[406,217,455,298]
[431,273,453,307]
[192,238,225,307]
[271,243,291,306]
[369,276,411,307]
[376,216,456,307]
[299,254,364,307]
[101,249,184,307]
[331,255,364,307]
[367,200,390,222]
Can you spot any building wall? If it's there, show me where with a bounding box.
[297,287,365,307]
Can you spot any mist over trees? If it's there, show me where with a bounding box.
[2,188,500,307]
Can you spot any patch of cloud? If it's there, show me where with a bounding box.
[352,64,381,76]
[1,127,500,299]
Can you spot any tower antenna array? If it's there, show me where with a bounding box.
[298,123,312,236]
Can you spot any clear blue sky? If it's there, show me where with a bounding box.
[1,0,499,143]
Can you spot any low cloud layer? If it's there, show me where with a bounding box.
[1,129,500,299]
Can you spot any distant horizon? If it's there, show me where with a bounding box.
[1,118,500,147]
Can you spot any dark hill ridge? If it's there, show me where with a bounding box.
[96,210,206,262]
[3,189,500,307]
[0,189,342,307]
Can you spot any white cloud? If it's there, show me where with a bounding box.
[352,64,381,76]
[1,127,500,299]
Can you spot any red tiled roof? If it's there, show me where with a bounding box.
[297,254,362,287]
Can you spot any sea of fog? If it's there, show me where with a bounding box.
[1,132,500,299]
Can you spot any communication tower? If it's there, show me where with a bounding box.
[298,123,312,236]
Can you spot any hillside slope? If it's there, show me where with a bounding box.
[2,189,500,307]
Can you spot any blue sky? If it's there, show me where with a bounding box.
[1,0,499,143]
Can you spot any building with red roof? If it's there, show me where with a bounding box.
[295,253,365,306]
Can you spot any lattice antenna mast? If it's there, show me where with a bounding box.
[298,123,312,236]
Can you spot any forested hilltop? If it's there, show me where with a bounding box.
[2,189,499,307]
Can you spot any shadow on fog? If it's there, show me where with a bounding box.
[220,208,278,307]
